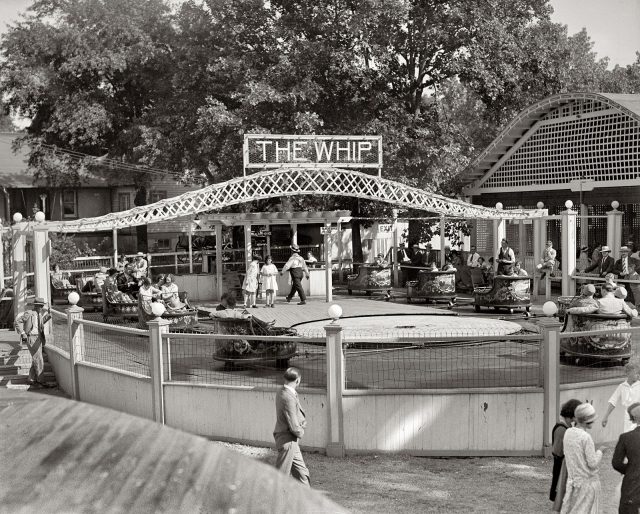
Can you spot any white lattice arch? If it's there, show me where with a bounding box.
[50,168,540,233]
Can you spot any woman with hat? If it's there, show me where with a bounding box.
[559,403,606,513]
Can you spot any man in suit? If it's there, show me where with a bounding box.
[273,367,310,486]
[14,297,52,389]
[584,245,615,277]
[612,402,640,513]
[615,246,636,304]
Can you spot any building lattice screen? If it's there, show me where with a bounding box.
[481,101,640,190]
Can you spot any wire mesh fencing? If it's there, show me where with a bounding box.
[342,327,543,389]
[559,323,640,384]
[48,309,70,355]
[164,331,326,389]
[80,320,150,377]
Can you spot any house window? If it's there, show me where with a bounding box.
[156,239,171,250]
[118,193,131,212]
[62,190,77,218]
[150,190,167,203]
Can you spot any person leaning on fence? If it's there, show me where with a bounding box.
[273,367,310,486]
[602,362,640,433]
[550,398,582,503]
[583,245,615,277]
[14,297,53,389]
[281,245,310,305]
[612,402,640,514]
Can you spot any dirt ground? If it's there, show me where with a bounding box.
[218,442,623,514]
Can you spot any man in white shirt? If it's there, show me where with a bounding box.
[281,245,310,305]
[466,245,481,268]
[597,283,638,318]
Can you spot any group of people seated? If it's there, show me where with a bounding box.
[565,282,638,327]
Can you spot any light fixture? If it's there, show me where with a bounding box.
[542,301,558,317]
[151,302,166,318]
[611,200,620,210]
[495,202,503,210]
[68,291,80,306]
[564,200,573,210]
[327,304,343,323]
[12,212,23,223]
[536,202,544,209]
[34,211,45,223]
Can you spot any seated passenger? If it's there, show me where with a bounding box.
[373,253,389,268]
[154,274,166,290]
[93,266,109,292]
[536,240,556,279]
[51,264,74,288]
[161,274,185,310]
[211,291,276,327]
[513,261,528,277]
[597,283,638,318]
[116,255,129,273]
[566,284,599,315]
[117,265,138,295]
[138,277,161,311]
[103,268,120,294]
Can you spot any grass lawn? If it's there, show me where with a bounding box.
[218,443,622,513]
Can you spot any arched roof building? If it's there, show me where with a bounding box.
[461,93,640,249]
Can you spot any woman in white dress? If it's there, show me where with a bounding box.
[560,403,606,513]
[260,255,279,308]
[161,274,185,310]
[242,258,260,308]
[138,277,162,313]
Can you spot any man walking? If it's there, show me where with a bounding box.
[273,367,310,486]
[280,244,310,305]
[14,297,52,389]
[612,402,640,514]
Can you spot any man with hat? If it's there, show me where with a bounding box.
[612,402,640,514]
[583,245,615,277]
[14,297,52,388]
[133,252,148,282]
[93,266,109,291]
[280,244,310,305]
[614,246,637,305]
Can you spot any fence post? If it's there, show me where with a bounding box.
[12,225,27,319]
[148,317,171,424]
[325,323,345,457]
[66,301,85,400]
[538,317,562,457]
[561,203,577,297]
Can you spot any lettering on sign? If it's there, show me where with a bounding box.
[378,224,393,233]
[320,227,338,235]
[244,134,382,170]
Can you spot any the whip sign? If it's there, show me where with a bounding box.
[243,134,382,176]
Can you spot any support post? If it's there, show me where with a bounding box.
[112,227,118,268]
[533,218,543,296]
[148,318,171,424]
[325,323,345,457]
[291,222,298,246]
[561,205,577,296]
[33,226,50,304]
[244,222,252,269]
[215,223,223,300]
[517,207,526,263]
[580,203,589,249]
[12,225,27,318]
[0,224,4,287]
[493,218,506,272]
[538,317,562,458]
[188,222,194,274]
[607,203,623,261]
[66,304,85,400]
[324,222,332,303]
[392,210,399,287]
[265,223,271,259]
[337,221,344,284]
[439,216,446,267]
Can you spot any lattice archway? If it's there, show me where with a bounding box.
[49,168,540,233]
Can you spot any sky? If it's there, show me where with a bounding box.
[0,0,638,67]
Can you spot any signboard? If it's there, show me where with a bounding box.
[320,226,337,235]
[377,224,393,233]
[244,134,382,173]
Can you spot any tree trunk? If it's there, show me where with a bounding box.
[350,198,363,272]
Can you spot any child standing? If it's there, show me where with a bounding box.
[260,255,279,308]
[242,258,261,308]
